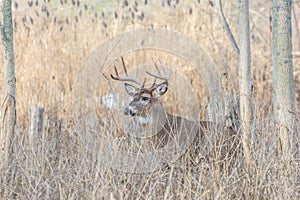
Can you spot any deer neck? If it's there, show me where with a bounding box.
[134,101,167,127]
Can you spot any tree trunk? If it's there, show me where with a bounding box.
[0,0,16,164]
[272,0,298,156]
[238,0,255,169]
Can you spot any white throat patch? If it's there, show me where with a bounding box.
[138,116,152,124]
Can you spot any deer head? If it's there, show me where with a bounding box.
[123,81,168,117]
[111,58,170,119]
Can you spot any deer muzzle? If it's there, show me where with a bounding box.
[124,106,137,117]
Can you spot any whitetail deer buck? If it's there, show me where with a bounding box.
[110,58,239,162]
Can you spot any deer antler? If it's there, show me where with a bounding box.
[110,57,143,86]
[146,63,171,82]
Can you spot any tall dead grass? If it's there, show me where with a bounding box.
[0,0,299,199]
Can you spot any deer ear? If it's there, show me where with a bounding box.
[124,83,137,96]
[155,82,168,96]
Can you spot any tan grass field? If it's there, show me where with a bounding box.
[0,0,299,199]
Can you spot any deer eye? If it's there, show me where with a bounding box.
[142,97,149,101]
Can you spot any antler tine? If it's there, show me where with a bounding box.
[135,68,139,79]
[146,63,170,82]
[110,57,142,86]
[142,78,147,88]
[157,59,171,80]
[166,65,171,80]
[150,78,157,89]
[157,59,165,77]
[113,65,119,76]
[154,63,162,76]
[121,57,128,77]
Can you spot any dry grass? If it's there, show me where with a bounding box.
[0,0,299,199]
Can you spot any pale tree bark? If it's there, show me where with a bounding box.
[218,0,255,170]
[238,0,255,169]
[0,0,16,164]
[272,0,298,156]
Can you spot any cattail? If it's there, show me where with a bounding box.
[102,21,107,28]
[123,0,128,7]
[35,11,39,17]
[102,11,105,18]
[77,0,80,7]
[145,0,147,5]
[72,0,75,5]
[134,1,138,7]
[189,7,192,15]
[197,0,200,3]
[59,26,64,31]
[26,27,31,37]
[142,12,145,18]
[167,0,170,6]
[209,1,214,7]
[13,2,19,10]
[41,5,50,17]
[42,5,47,12]
[65,17,69,24]
[131,11,135,19]
[13,19,17,30]
[176,0,179,4]
[28,0,33,7]
[35,0,39,6]
[22,16,27,26]
[114,11,118,19]
[133,5,138,12]
[29,17,34,25]
[60,0,63,5]
[139,12,144,20]
[84,4,88,10]
[53,16,57,23]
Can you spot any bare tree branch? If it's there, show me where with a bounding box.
[217,0,240,56]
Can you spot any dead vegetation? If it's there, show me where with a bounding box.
[0,0,299,199]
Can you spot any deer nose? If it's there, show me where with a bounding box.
[124,107,136,116]
[124,107,130,115]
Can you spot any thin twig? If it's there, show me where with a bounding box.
[217,0,240,56]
